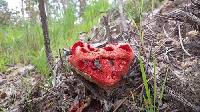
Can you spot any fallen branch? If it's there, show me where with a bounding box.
[165,9,200,26]
[191,0,200,6]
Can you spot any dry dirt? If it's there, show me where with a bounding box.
[0,0,200,112]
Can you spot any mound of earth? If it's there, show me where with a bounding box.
[142,0,200,111]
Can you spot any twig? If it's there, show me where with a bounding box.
[152,38,168,55]
[146,25,156,36]
[38,0,54,68]
[118,0,128,32]
[145,40,154,75]
[163,25,170,38]
[102,16,112,43]
[177,24,191,56]
[59,49,64,68]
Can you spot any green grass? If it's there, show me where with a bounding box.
[158,68,168,111]
[138,52,153,111]
[136,0,154,111]
[128,0,167,111]
[138,52,168,112]
[153,57,157,111]
[0,0,110,75]
[125,0,152,24]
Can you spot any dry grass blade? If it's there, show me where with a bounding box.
[177,24,191,56]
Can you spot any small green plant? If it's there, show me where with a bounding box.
[0,107,3,112]
[153,57,157,112]
[138,52,168,112]
[137,0,153,110]
[127,0,167,111]
[158,68,168,111]
[138,52,153,111]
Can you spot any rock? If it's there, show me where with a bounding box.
[18,64,35,76]
[7,64,35,76]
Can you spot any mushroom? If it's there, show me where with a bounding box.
[68,41,134,88]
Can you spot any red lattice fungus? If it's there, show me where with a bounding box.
[69,41,134,87]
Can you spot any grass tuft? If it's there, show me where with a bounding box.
[153,56,157,111]
[138,52,153,111]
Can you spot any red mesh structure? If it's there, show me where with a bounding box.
[69,41,134,87]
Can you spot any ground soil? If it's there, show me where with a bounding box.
[0,0,200,112]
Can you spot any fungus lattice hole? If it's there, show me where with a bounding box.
[87,45,95,51]
[74,41,84,47]
[80,48,88,53]
[119,45,132,52]
[72,41,85,54]
[92,59,101,70]
[108,59,115,66]
[78,60,87,69]
[104,47,114,51]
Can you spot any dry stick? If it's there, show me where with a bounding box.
[39,0,57,86]
[102,16,112,43]
[38,0,54,68]
[52,60,60,86]
[118,0,128,32]
[152,38,167,55]
[153,24,177,55]
[163,25,170,39]
[177,24,191,56]
[59,49,64,68]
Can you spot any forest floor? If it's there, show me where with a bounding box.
[0,0,200,112]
